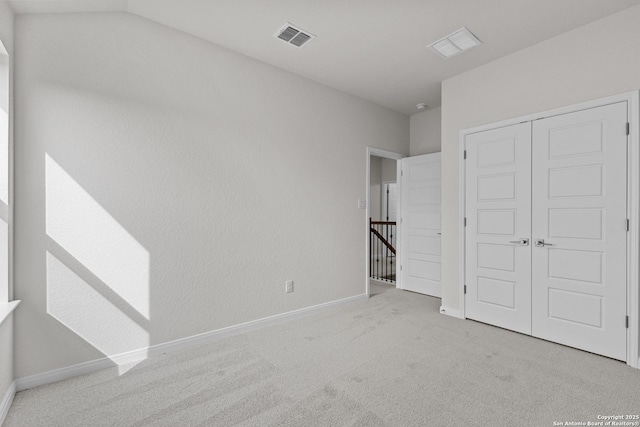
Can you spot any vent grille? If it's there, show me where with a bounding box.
[290,32,311,47]
[429,27,481,59]
[277,26,299,42]
[275,23,315,48]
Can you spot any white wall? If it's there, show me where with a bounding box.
[13,12,409,378]
[370,157,397,222]
[380,158,396,184]
[0,0,14,411]
[370,156,382,221]
[0,28,9,305]
[410,107,441,156]
[440,4,640,326]
[0,316,12,404]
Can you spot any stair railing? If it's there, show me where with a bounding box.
[370,218,396,283]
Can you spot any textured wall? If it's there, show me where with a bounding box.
[380,158,396,184]
[410,107,441,156]
[370,157,397,222]
[0,317,12,400]
[370,156,381,221]
[0,0,14,408]
[13,12,409,378]
[440,5,640,319]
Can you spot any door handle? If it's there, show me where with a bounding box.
[534,239,553,247]
[509,238,529,246]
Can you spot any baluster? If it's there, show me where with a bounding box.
[376,224,380,279]
[369,218,372,278]
[384,222,388,281]
[386,222,389,281]
[376,226,382,278]
[390,223,394,282]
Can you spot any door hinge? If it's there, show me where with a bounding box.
[464,285,467,294]
[627,219,630,232]
[401,170,403,177]
[627,122,630,136]
[400,265,403,271]
[463,150,467,160]
[626,315,629,328]
[464,217,467,227]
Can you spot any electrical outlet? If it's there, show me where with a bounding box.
[285,280,294,293]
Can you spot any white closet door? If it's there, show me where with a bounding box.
[531,102,628,361]
[465,123,532,334]
[400,153,441,297]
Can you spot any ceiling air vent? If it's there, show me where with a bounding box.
[429,27,481,59]
[275,23,315,48]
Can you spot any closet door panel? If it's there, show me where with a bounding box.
[465,123,532,334]
[531,102,628,361]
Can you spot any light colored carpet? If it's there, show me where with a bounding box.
[5,283,640,426]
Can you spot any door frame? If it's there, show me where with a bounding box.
[458,90,640,368]
[366,147,405,298]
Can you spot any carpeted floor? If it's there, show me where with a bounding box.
[5,283,640,426]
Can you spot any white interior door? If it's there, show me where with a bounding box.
[400,153,441,297]
[464,123,532,334]
[531,102,628,360]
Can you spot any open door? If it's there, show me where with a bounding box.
[399,153,441,297]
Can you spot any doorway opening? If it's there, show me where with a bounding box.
[365,148,404,297]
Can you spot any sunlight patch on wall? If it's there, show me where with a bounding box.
[47,252,149,373]
[45,154,150,318]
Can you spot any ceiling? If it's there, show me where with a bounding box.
[7,0,640,115]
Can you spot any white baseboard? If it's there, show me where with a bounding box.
[16,357,116,391]
[0,381,16,426]
[439,306,464,319]
[16,293,368,392]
